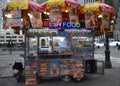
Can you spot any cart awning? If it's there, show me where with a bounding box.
[7,0,28,10]
[81,2,114,17]
[46,0,81,9]
[2,0,44,12]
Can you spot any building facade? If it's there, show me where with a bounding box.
[113,0,120,41]
[0,34,24,44]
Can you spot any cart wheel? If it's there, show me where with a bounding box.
[62,75,72,81]
[76,78,82,81]
[73,78,83,82]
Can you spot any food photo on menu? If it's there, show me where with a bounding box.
[50,60,60,75]
[3,10,21,19]
[85,12,92,28]
[25,77,37,85]
[61,69,71,75]
[49,6,62,28]
[39,62,48,75]
[3,18,21,28]
[24,63,37,77]
[3,10,22,28]
[73,70,84,78]
[61,60,68,69]
[9,10,21,18]
[69,15,79,24]
[68,60,75,69]
[75,60,83,68]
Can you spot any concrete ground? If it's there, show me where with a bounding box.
[0,48,120,86]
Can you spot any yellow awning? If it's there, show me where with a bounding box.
[81,2,99,13]
[46,0,65,9]
[8,0,28,10]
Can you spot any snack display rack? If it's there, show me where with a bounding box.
[23,28,94,84]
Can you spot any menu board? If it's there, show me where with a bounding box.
[3,10,22,28]
[30,11,43,29]
[72,38,93,59]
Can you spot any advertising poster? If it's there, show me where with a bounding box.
[101,11,110,30]
[68,60,75,69]
[69,15,79,24]
[85,12,98,28]
[3,10,21,19]
[9,10,21,18]
[50,60,60,75]
[73,70,84,78]
[61,60,68,69]
[49,6,62,28]
[75,60,83,68]
[25,77,37,85]
[68,7,80,29]
[24,61,37,76]
[39,62,48,75]
[71,60,84,78]
[3,18,21,28]
[61,60,75,75]
[30,11,43,29]
[68,7,79,24]
[3,10,22,28]
[61,70,71,75]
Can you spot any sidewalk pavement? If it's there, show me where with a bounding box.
[0,54,120,86]
[0,66,13,78]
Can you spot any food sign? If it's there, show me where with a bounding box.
[101,11,110,30]
[29,11,43,29]
[3,10,22,28]
[49,6,62,28]
[85,12,98,29]
[68,7,80,29]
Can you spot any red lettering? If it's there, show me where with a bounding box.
[43,21,49,27]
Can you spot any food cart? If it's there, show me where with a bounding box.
[23,0,97,85]
[24,28,96,84]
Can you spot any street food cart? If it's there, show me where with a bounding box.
[24,28,96,85]
[23,0,97,85]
